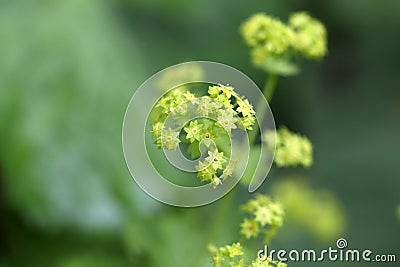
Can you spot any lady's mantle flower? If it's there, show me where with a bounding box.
[252,259,287,267]
[273,126,313,167]
[217,108,238,132]
[241,13,293,56]
[226,243,243,258]
[289,12,327,59]
[196,96,215,116]
[239,194,285,242]
[208,85,221,97]
[205,149,226,171]
[240,218,259,239]
[200,125,217,147]
[211,177,222,188]
[269,202,284,226]
[255,205,273,226]
[184,120,203,142]
[221,160,236,180]
[231,259,245,267]
[197,165,215,182]
[151,122,164,138]
[237,98,255,117]
[183,91,198,104]
[240,11,327,75]
[196,149,227,186]
[239,116,256,130]
[152,84,256,188]
[160,128,180,150]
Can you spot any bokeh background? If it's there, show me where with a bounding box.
[0,0,399,266]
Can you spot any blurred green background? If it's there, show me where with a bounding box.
[0,0,399,266]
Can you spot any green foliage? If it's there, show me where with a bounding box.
[58,254,129,267]
[123,213,207,267]
[0,0,144,229]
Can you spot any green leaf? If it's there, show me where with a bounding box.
[258,56,300,76]
[0,0,145,230]
[187,141,201,159]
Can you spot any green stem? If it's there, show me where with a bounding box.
[248,74,278,145]
[263,73,278,102]
[204,74,278,262]
[205,189,235,243]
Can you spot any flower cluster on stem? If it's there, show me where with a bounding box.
[151,84,256,187]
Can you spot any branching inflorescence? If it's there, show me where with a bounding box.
[209,194,286,267]
[149,8,332,267]
[241,11,327,76]
[151,84,256,187]
[205,10,329,267]
[208,242,286,267]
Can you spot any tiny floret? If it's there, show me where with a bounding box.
[161,128,181,150]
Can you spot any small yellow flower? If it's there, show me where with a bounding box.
[226,243,243,258]
[184,120,203,142]
[240,218,260,239]
[217,109,238,133]
[254,206,273,226]
[206,150,226,171]
[151,122,164,138]
[273,126,313,168]
[237,99,255,117]
[183,91,197,103]
[161,128,181,150]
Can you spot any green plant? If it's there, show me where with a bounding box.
[148,8,343,267]
[204,10,331,267]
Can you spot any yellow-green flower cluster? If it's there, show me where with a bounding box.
[289,12,327,59]
[208,85,256,130]
[196,148,230,188]
[241,13,293,55]
[240,11,327,75]
[208,242,286,267]
[240,195,284,242]
[155,88,196,117]
[252,259,287,267]
[208,243,244,267]
[155,127,181,150]
[264,127,313,168]
[151,84,256,188]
